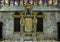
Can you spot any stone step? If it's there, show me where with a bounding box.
[0,40,59,42]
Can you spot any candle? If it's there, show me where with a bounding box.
[24,0,27,5]
[20,0,23,6]
[34,0,37,5]
[4,0,9,6]
[44,0,48,5]
[29,0,33,4]
[53,0,57,5]
[48,0,52,5]
[10,0,14,6]
[14,0,18,5]
[39,0,43,5]
[1,0,4,6]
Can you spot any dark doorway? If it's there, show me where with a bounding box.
[37,18,43,32]
[14,18,20,32]
[37,12,43,32]
[0,22,3,40]
[14,12,20,32]
[57,22,60,40]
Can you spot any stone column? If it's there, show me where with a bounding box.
[33,16,37,41]
[20,15,24,42]
[43,12,57,40]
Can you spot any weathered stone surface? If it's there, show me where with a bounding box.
[56,12,60,22]
[13,33,20,40]
[1,12,14,40]
[43,12,58,40]
[0,6,25,11]
[33,6,60,11]
[0,12,60,40]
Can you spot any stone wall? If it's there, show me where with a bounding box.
[0,12,14,40]
[56,12,60,22]
[0,12,59,40]
[43,12,58,40]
